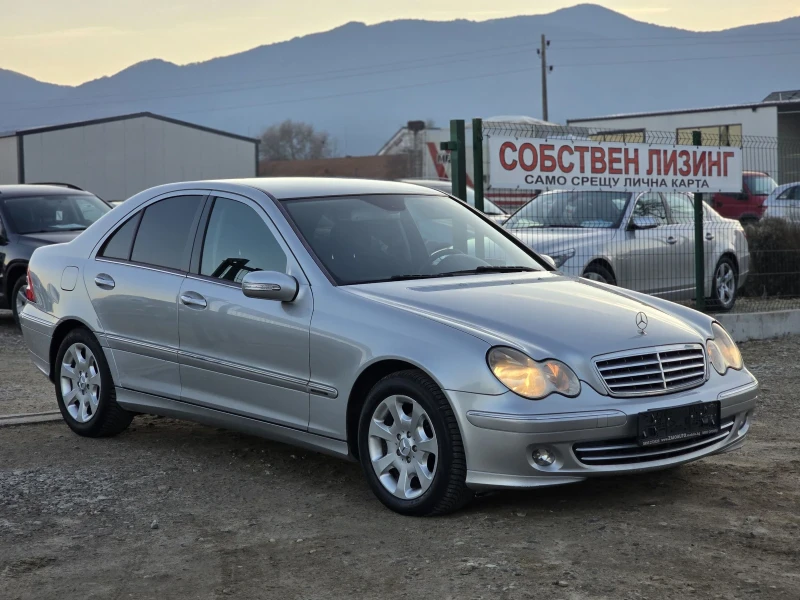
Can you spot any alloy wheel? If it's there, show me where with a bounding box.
[60,343,102,423]
[715,262,735,307]
[367,395,439,500]
[583,272,608,283]
[15,286,26,318]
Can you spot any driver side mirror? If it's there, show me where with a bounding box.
[540,255,557,270]
[630,216,660,230]
[242,271,299,302]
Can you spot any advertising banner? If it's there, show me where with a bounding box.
[488,136,743,193]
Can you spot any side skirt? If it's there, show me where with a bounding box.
[116,387,352,461]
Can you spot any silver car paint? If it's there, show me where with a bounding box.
[508,192,750,300]
[20,178,758,491]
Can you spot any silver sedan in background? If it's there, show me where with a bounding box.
[505,190,749,311]
[20,178,757,515]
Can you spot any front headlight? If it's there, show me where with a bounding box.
[487,347,581,399]
[706,322,743,375]
[549,249,575,269]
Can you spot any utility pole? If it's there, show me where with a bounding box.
[537,34,552,122]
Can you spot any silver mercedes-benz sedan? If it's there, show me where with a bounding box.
[20,178,758,516]
[505,190,749,312]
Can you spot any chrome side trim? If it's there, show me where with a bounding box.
[19,312,55,329]
[106,334,177,363]
[95,257,187,278]
[178,350,338,398]
[466,409,627,433]
[718,379,759,400]
[115,387,350,460]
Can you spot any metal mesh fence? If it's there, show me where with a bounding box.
[480,120,800,314]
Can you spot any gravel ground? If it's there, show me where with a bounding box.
[1,317,798,599]
[0,310,56,416]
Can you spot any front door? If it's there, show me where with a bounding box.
[86,194,206,398]
[177,194,312,430]
[661,192,699,300]
[615,192,674,296]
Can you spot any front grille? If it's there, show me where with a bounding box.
[573,418,735,466]
[594,344,707,397]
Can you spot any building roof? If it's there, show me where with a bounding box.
[567,99,800,124]
[763,90,800,102]
[0,112,258,144]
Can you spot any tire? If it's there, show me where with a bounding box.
[11,276,27,328]
[357,370,473,516]
[582,262,616,285]
[54,328,133,437]
[707,256,738,312]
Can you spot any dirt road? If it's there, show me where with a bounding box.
[1,317,798,599]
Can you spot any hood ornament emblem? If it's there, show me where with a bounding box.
[636,312,648,335]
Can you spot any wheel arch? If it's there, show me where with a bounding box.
[3,259,29,300]
[345,358,443,460]
[583,257,617,283]
[48,318,97,382]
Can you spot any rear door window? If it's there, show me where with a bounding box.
[130,195,204,271]
[663,192,696,224]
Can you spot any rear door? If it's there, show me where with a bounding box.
[177,193,312,429]
[662,192,700,299]
[86,193,206,399]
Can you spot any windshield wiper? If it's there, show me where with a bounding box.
[438,266,538,276]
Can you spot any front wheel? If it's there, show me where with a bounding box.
[582,263,616,285]
[357,370,473,516]
[55,328,133,437]
[708,257,738,312]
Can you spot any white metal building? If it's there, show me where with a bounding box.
[0,112,259,201]
[567,91,800,183]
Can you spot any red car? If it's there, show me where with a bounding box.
[711,171,778,224]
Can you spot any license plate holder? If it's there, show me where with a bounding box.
[637,401,721,447]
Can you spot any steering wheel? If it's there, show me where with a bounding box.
[419,247,464,274]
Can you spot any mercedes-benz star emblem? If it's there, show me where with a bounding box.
[636,312,648,334]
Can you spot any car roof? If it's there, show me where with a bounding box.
[218,177,446,200]
[0,184,94,198]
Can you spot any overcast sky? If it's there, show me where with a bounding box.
[2,0,798,85]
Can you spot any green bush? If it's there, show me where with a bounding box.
[742,218,800,298]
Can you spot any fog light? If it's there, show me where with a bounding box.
[532,448,556,467]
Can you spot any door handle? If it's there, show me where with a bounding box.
[180,292,207,309]
[94,274,115,290]
[666,236,677,245]
[705,233,715,241]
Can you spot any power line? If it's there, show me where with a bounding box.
[555,48,800,68]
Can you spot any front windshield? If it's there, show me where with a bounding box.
[2,194,110,234]
[504,191,632,229]
[744,174,778,196]
[283,194,544,284]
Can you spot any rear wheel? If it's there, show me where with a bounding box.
[357,370,473,516]
[582,263,616,285]
[55,328,133,437]
[11,276,27,328]
[708,257,738,312]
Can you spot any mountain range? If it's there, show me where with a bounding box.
[2,4,799,154]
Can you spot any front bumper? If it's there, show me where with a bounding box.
[446,369,758,490]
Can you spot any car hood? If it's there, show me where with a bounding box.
[347,272,706,369]
[507,227,617,253]
[18,231,84,247]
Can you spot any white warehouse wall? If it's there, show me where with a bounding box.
[569,106,780,179]
[21,116,256,201]
[0,136,19,185]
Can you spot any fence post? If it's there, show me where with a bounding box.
[441,120,467,201]
[693,130,705,312]
[472,118,485,213]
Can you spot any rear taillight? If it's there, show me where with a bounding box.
[25,270,36,303]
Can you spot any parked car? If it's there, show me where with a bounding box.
[763,181,800,223]
[400,179,509,224]
[504,190,749,311]
[20,178,757,515]
[710,171,778,224]
[0,185,111,325]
